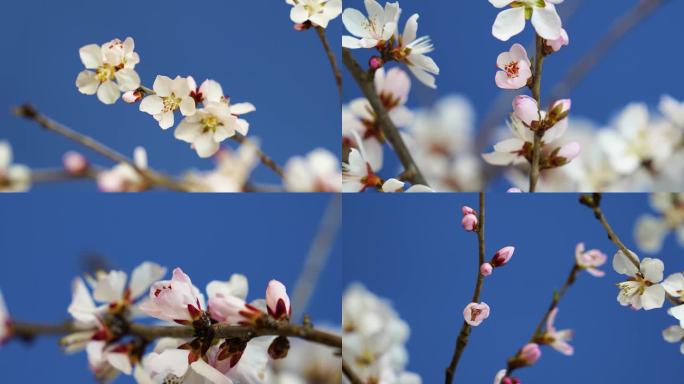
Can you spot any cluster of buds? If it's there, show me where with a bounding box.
[481,246,515,277]
[461,206,479,232]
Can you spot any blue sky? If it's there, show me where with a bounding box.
[0,0,341,192]
[343,193,683,383]
[0,194,341,382]
[342,0,684,189]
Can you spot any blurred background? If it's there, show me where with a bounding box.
[343,193,683,383]
[0,0,341,191]
[0,194,341,382]
[342,0,684,191]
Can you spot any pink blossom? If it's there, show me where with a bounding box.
[495,44,532,90]
[575,243,607,277]
[139,268,204,325]
[480,263,493,277]
[63,151,89,176]
[462,206,477,216]
[519,343,541,365]
[463,302,490,326]
[512,95,540,126]
[545,307,574,355]
[208,294,261,325]
[266,280,291,320]
[546,28,569,52]
[507,188,523,193]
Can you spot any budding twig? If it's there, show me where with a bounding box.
[12,104,191,192]
[315,26,343,100]
[342,48,429,187]
[445,192,486,384]
[528,34,545,193]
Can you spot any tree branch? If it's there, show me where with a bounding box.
[12,104,191,192]
[342,48,429,187]
[11,319,341,349]
[230,133,285,178]
[315,26,343,100]
[342,359,365,384]
[445,192,485,383]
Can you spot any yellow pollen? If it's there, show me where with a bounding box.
[96,64,116,83]
[201,115,222,132]
[163,94,182,113]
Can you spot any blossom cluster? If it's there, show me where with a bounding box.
[342,284,421,384]
[0,261,343,383]
[635,193,684,253]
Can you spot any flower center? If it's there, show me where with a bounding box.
[96,64,116,83]
[470,308,482,321]
[163,94,182,113]
[201,115,223,133]
[505,61,520,78]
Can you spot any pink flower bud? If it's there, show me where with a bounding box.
[122,90,142,103]
[62,151,88,176]
[551,99,572,114]
[369,56,384,70]
[208,294,261,325]
[480,263,493,276]
[463,302,490,326]
[507,188,522,193]
[293,22,311,31]
[97,171,125,192]
[502,378,521,384]
[557,142,581,161]
[462,206,476,216]
[491,246,515,267]
[462,214,479,232]
[546,28,569,52]
[519,343,541,365]
[512,95,539,126]
[266,280,291,320]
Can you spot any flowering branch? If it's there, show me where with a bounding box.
[314,26,343,99]
[342,48,429,187]
[528,35,546,193]
[13,104,191,192]
[445,192,486,384]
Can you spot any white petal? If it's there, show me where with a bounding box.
[115,69,141,91]
[93,270,128,303]
[190,360,232,384]
[641,258,664,283]
[153,75,173,97]
[139,96,164,115]
[612,250,640,276]
[107,352,132,375]
[97,81,121,104]
[194,133,220,158]
[531,5,562,40]
[641,284,665,310]
[180,97,196,116]
[230,102,256,115]
[129,262,167,300]
[76,71,99,95]
[79,44,102,69]
[492,8,526,41]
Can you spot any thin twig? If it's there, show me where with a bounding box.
[342,359,365,384]
[230,133,285,178]
[528,35,545,193]
[579,193,640,268]
[13,104,190,192]
[445,192,486,383]
[11,319,341,349]
[29,168,101,184]
[315,26,343,100]
[505,263,581,375]
[342,48,429,187]
[291,195,341,321]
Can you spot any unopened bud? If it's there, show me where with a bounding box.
[491,246,515,267]
[62,151,88,176]
[480,263,493,277]
[369,56,384,70]
[122,90,142,103]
